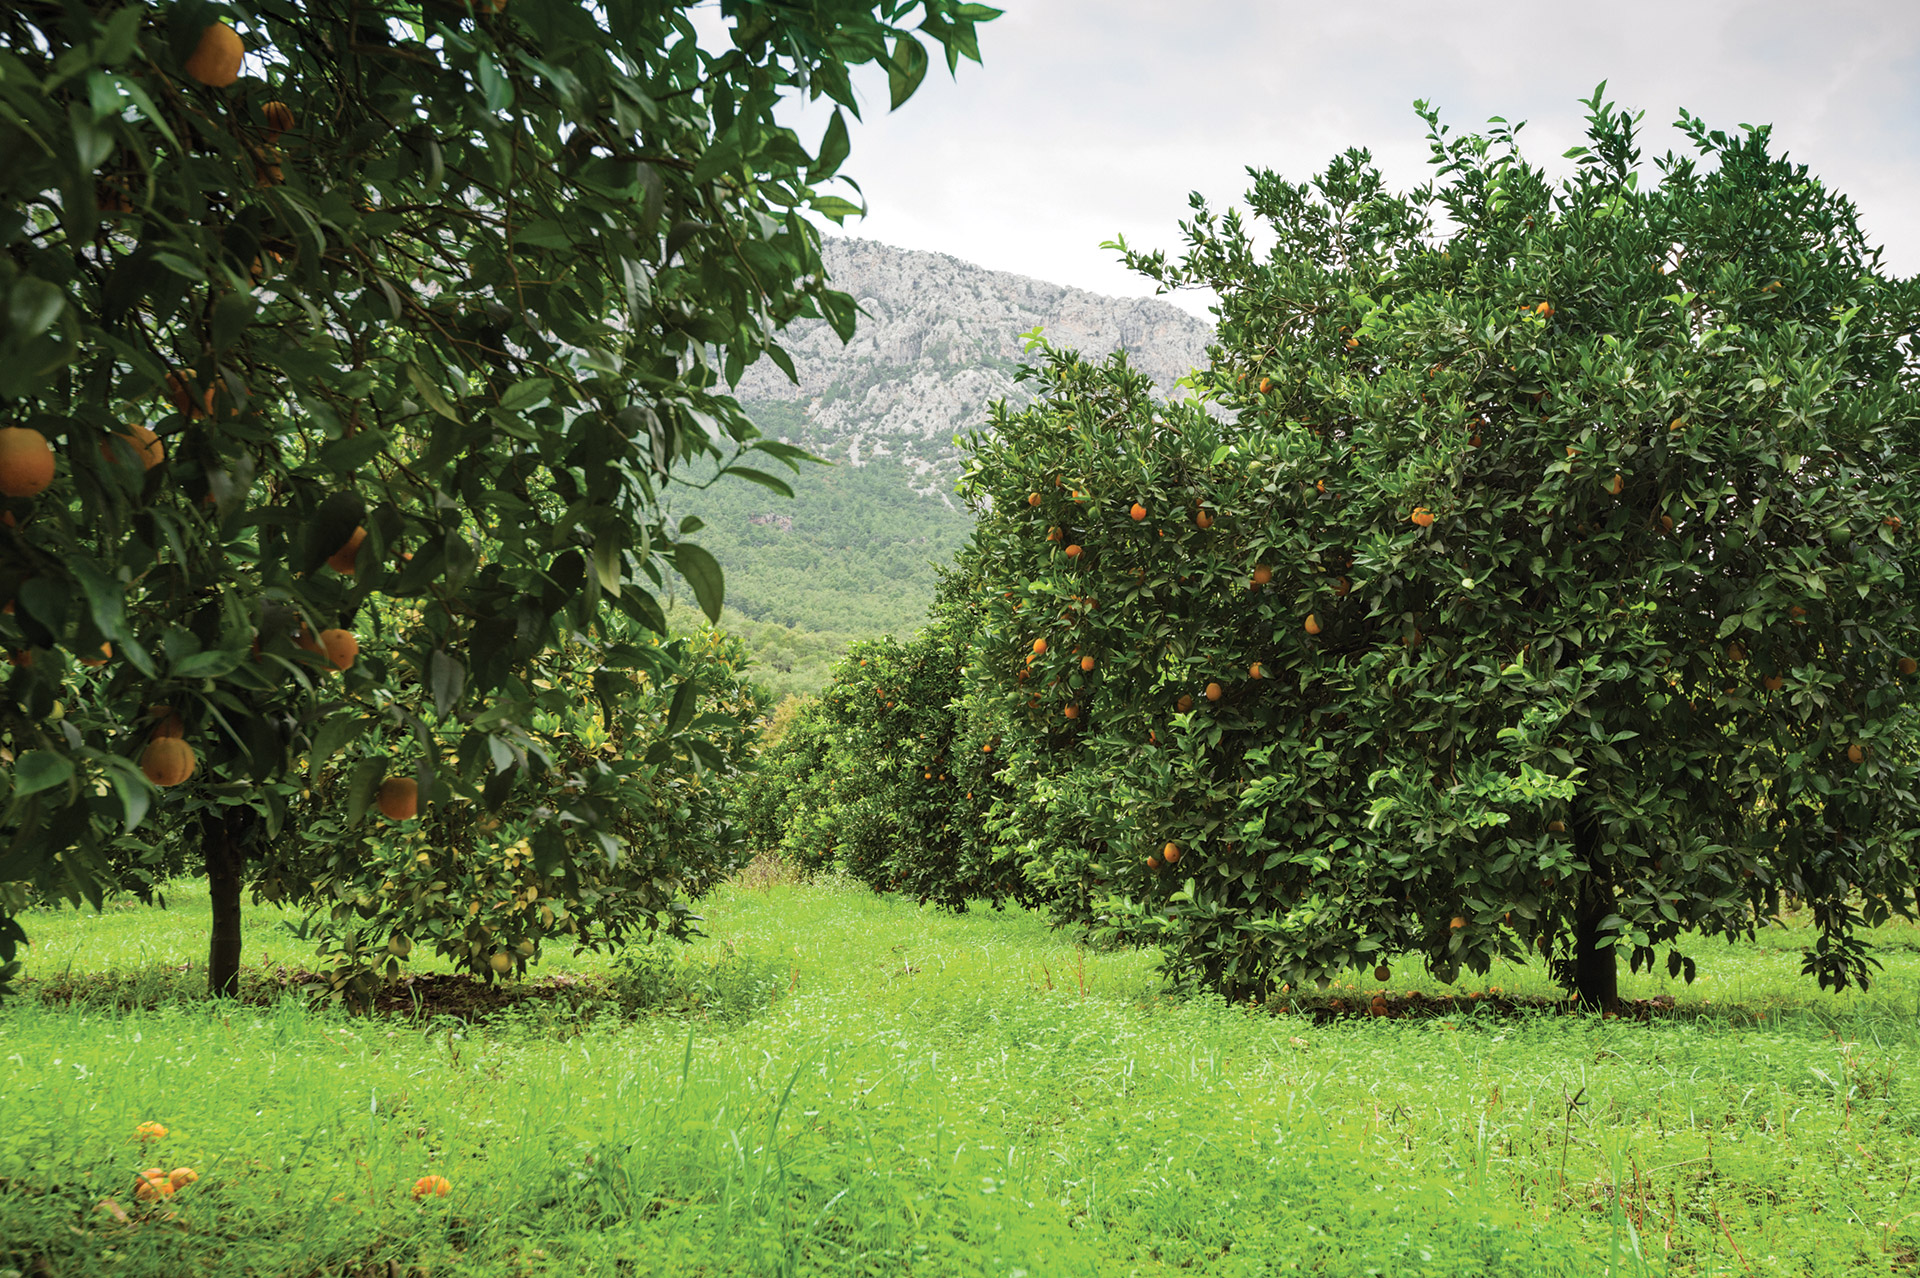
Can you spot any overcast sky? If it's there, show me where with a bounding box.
[781,0,1920,318]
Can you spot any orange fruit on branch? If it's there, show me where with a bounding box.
[1031,638,1047,655]
[1063,704,1080,720]
[1064,543,1083,558]
[1304,614,1321,635]
[1027,492,1041,507]
[1080,655,1095,672]
[1251,565,1272,586]
[1249,662,1264,679]
[1899,657,1917,676]
[261,100,295,135]
[1847,743,1865,765]
[101,423,165,471]
[1409,507,1435,528]
[184,23,245,87]
[319,629,358,671]
[0,428,55,497]
[1130,502,1147,521]
[1162,841,1181,865]
[1204,681,1223,703]
[1195,509,1214,529]
[140,738,197,787]
[328,526,367,574]
[376,777,419,821]
[1609,473,1625,495]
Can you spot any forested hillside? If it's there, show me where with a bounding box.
[671,238,1213,684]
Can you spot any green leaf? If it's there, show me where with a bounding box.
[724,466,795,499]
[592,537,622,597]
[429,649,467,719]
[12,750,72,798]
[813,108,850,180]
[211,291,256,352]
[666,680,698,735]
[102,756,149,833]
[672,542,725,622]
[405,362,461,422]
[344,757,386,828]
[886,35,930,111]
[308,714,369,787]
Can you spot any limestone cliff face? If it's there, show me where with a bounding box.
[736,237,1215,500]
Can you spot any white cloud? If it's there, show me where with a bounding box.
[784,0,1920,316]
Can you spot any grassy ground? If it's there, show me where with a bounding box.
[5,879,1920,1276]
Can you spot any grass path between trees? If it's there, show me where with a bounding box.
[5,877,1920,1276]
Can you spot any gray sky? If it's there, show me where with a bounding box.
[787,0,1920,317]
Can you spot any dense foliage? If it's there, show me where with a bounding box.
[0,0,996,993]
[776,90,1920,1007]
[740,590,1025,907]
[266,624,762,1006]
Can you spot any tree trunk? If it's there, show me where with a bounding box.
[1569,813,1618,1011]
[203,808,249,999]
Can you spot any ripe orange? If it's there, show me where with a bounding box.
[1548,820,1565,833]
[329,526,368,574]
[1176,694,1194,714]
[164,371,217,419]
[184,23,245,87]
[1064,543,1083,558]
[377,777,419,821]
[261,100,295,135]
[1162,841,1180,865]
[1130,502,1147,521]
[981,743,993,754]
[101,424,165,471]
[1536,302,1553,318]
[141,738,197,787]
[1257,376,1273,393]
[1449,916,1466,930]
[319,628,358,671]
[1251,565,1272,586]
[1669,418,1685,432]
[133,1121,168,1142]
[1032,638,1047,655]
[1762,674,1784,692]
[1410,507,1434,528]
[1304,614,1321,635]
[1063,704,1080,720]
[1609,473,1625,496]
[1204,681,1223,703]
[168,1167,198,1190]
[1847,743,1865,764]
[1027,492,1042,507]
[1146,856,1162,871]
[1046,526,1062,542]
[1249,662,1264,679]
[1660,514,1675,533]
[0,428,55,497]
[412,1175,452,1199]
[1334,577,1351,597]
[150,705,186,740]
[1195,509,1213,529]
[1080,655,1095,672]
[134,1169,174,1201]
[1899,657,1917,676]
[1345,338,1359,349]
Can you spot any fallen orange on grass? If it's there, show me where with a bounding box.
[412,1175,452,1199]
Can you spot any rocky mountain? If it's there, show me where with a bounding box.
[734,237,1216,503]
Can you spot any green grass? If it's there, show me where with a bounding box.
[6,880,1920,1275]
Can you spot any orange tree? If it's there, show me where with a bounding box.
[0,0,996,994]
[739,587,1024,906]
[263,622,763,1007]
[957,89,1920,1007]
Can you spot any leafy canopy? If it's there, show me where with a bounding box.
[0,0,997,984]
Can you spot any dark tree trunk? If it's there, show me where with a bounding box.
[203,808,250,999]
[1569,813,1618,1011]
